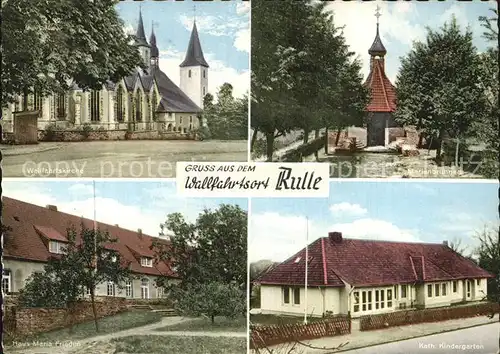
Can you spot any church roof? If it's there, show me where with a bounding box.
[364,59,396,112]
[135,10,149,47]
[368,24,386,57]
[180,22,209,68]
[150,66,201,113]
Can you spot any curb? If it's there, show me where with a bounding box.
[1,145,64,156]
[336,320,497,352]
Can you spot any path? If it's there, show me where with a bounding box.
[1,140,247,178]
[276,316,497,353]
[10,316,246,354]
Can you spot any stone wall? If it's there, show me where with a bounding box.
[7,296,129,337]
[37,129,196,142]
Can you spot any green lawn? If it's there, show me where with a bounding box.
[112,335,247,354]
[24,310,163,342]
[157,316,247,332]
[250,314,325,326]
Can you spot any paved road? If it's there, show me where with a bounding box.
[346,323,499,354]
[1,140,248,178]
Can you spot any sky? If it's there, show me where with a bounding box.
[249,181,499,263]
[326,0,494,83]
[2,180,248,237]
[116,0,250,98]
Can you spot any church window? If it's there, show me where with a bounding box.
[33,90,43,111]
[151,91,158,121]
[203,70,206,78]
[135,92,143,121]
[56,94,66,119]
[188,70,191,78]
[179,117,183,124]
[202,87,206,96]
[116,86,124,122]
[90,91,100,121]
[189,116,193,123]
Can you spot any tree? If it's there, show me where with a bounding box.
[395,17,487,161]
[476,226,500,304]
[18,224,132,333]
[205,84,248,140]
[172,282,246,324]
[1,0,142,107]
[251,0,367,161]
[153,205,247,323]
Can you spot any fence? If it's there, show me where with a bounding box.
[250,315,351,349]
[360,302,499,331]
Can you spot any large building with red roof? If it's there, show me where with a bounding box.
[364,13,398,147]
[256,232,493,318]
[2,197,178,299]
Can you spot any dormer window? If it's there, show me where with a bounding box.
[49,241,67,254]
[294,257,301,263]
[141,257,153,267]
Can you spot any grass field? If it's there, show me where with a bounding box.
[24,310,163,342]
[112,335,247,354]
[157,316,246,332]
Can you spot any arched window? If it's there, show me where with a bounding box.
[141,278,149,299]
[135,91,142,122]
[151,91,158,121]
[55,93,66,119]
[107,282,115,297]
[188,70,191,78]
[167,123,173,131]
[90,90,100,121]
[125,280,132,297]
[116,86,124,122]
[203,70,206,79]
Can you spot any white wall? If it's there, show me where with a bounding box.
[179,66,207,109]
[260,285,341,318]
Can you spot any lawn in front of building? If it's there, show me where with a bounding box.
[156,316,247,332]
[112,335,247,354]
[250,314,326,326]
[25,310,163,343]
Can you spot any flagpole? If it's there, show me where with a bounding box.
[93,180,97,271]
[304,217,308,324]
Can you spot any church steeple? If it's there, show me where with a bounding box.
[368,6,387,57]
[135,8,149,47]
[180,21,209,68]
[150,24,159,68]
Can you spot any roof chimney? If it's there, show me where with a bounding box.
[46,205,58,211]
[329,231,342,243]
[138,228,143,237]
[114,224,119,228]
[443,240,448,247]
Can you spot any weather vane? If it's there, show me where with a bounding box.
[193,5,196,22]
[375,5,381,25]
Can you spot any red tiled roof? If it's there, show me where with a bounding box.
[2,197,177,278]
[34,225,68,242]
[257,237,494,288]
[365,59,396,113]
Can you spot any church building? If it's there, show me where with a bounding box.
[1,10,208,136]
[364,8,397,147]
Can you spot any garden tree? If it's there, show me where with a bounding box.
[172,282,246,324]
[18,224,132,333]
[204,84,248,140]
[476,226,500,304]
[153,205,247,322]
[1,0,142,107]
[395,17,487,161]
[472,8,499,178]
[249,260,277,308]
[251,0,367,161]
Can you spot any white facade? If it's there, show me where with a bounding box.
[180,65,208,109]
[260,279,489,318]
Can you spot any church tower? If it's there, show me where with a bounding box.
[364,6,397,147]
[135,9,151,70]
[150,26,159,68]
[179,21,209,109]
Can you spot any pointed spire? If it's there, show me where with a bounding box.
[135,7,149,47]
[180,22,209,68]
[150,22,159,58]
[368,5,387,57]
